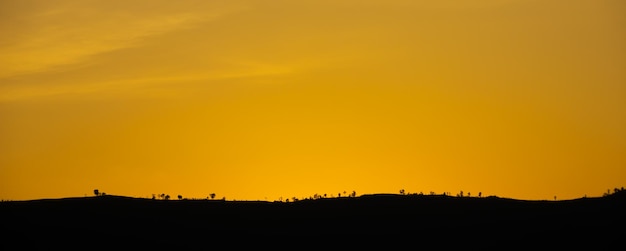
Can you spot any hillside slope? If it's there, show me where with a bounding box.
[1,192,624,248]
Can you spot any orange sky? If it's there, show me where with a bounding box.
[1,0,625,201]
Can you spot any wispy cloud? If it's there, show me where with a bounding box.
[0,1,243,78]
[0,61,301,102]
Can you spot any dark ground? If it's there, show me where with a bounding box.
[1,192,624,249]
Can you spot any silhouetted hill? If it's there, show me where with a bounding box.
[1,192,625,249]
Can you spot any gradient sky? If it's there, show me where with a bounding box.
[1,0,625,201]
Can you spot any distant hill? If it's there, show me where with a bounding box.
[1,192,624,248]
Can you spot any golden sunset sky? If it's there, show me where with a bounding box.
[1,0,625,201]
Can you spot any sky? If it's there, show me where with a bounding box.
[1,0,625,201]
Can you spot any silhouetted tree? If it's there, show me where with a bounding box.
[93,189,99,196]
[351,191,356,197]
[178,195,183,200]
[399,189,405,195]
[165,195,170,200]
[478,192,482,198]
[210,193,216,199]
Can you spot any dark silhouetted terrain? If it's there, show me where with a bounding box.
[1,192,625,249]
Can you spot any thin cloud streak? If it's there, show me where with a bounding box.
[0,62,298,102]
[0,1,245,78]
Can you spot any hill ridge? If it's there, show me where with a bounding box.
[1,190,624,248]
